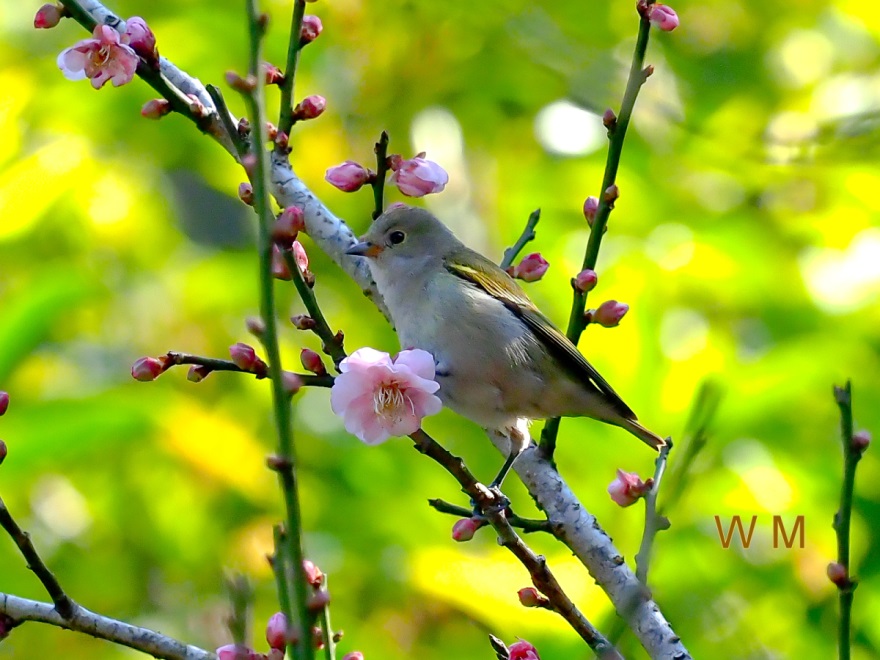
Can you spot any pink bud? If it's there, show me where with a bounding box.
[273,206,306,245]
[517,587,542,607]
[308,590,331,611]
[217,645,260,660]
[300,15,323,44]
[187,365,210,383]
[186,94,210,118]
[648,3,679,31]
[230,342,260,371]
[131,357,164,382]
[312,626,325,649]
[573,269,598,293]
[592,300,629,328]
[607,469,650,507]
[282,371,303,395]
[602,108,617,129]
[292,241,309,273]
[342,653,364,660]
[303,559,324,586]
[853,430,871,453]
[451,517,481,542]
[123,16,158,64]
[583,196,599,225]
[0,439,6,466]
[293,95,326,121]
[0,391,8,416]
[389,154,448,197]
[264,63,284,85]
[266,612,288,651]
[827,562,848,587]
[508,640,541,660]
[34,4,63,29]
[603,183,619,205]
[140,99,172,119]
[325,161,371,193]
[238,182,254,206]
[246,316,266,338]
[509,253,549,283]
[300,349,326,376]
[272,245,292,280]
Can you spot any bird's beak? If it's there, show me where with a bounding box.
[346,241,383,258]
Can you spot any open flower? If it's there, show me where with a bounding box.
[607,469,651,507]
[330,347,442,445]
[389,153,448,197]
[57,24,139,89]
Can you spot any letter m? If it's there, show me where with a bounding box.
[773,515,805,549]
[714,515,757,549]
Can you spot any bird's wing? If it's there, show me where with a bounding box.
[444,252,636,419]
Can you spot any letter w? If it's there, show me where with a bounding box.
[715,515,757,549]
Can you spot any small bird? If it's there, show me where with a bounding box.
[347,206,664,486]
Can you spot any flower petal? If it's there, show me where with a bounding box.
[394,348,436,380]
[339,347,393,373]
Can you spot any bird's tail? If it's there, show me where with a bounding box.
[619,417,666,450]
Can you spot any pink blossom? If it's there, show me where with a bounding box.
[294,95,326,120]
[57,24,139,90]
[325,161,372,192]
[592,300,629,327]
[300,15,323,44]
[648,3,679,31]
[573,269,597,293]
[141,98,171,119]
[131,356,164,381]
[508,640,541,660]
[607,469,649,507]
[509,253,549,283]
[266,612,288,651]
[330,347,442,445]
[34,4,63,29]
[583,196,599,225]
[123,16,157,64]
[0,391,8,416]
[389,154,448,197]
[451,517,481,542]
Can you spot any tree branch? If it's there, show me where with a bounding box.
[499,209,541,270]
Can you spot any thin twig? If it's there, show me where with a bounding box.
[832,381,863,660]
[0,594,215,660]
[371,131,390,220]
[539,11,655,460]
[635,441,673,584]
[318,576,336,660]
[427,499,554,534]
[162,352,333,388]
[409,431,619,657]
[241,3,312,659]
[278,0,308,139]
[0,497,74,618]
[270,526,296,651]
[499,209,541,270]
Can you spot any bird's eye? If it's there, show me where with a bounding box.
[389,230,406,245]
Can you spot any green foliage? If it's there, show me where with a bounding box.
[1,1,879,658]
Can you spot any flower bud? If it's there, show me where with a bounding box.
[293,241,309,273]
[607,469,650,507]
[141,98,172,119]
[827,562,848,587]
[34,4,63,29]
[509,640,541,660]
[275,130,290,152]
[303,559,324,586]
[217,644,260,660]
[265,122,278,142]
[123,16,158,64]
[852,430,871,453]
[272,206,306,245]
[648,3,679,31]
[238,182,254,206]
[308,590,331,612]
[300,15,323,44]
[389,154,448,197]
[325,161,372,193]
[312,626,325,649]
[282,371,303,395]
[602,108,617,130]
[592,300,629,327]
[603,183,619,205]
[266,612,288,651]
[451,517,481,542]
[301,349,327,376]
[517,587,542,608]
[0,440,7,466]
[509,253,549,283]
[264,62,284,85]
[583,196,599,225]
[291,314,317,330]
[272,245,292,280]
[226,71,258,94]
[341,653,365,660]
[230,342,260,371]
[246,316,266,338]
[573,269,598,293]
[131,357,164,382]
[186,94,209,118]
[187,365,210,383]
[0,391,8,416]
[293,95,326,121]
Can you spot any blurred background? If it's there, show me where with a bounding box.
[1,0,879,658]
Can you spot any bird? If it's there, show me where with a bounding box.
[346,205,664,487]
